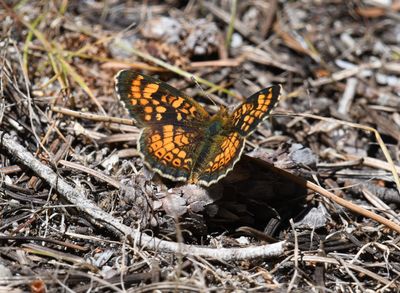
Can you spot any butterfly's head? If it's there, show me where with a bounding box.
[215,105,230,118]
[209,105,229,125]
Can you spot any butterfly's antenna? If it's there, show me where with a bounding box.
[191,75,217,107]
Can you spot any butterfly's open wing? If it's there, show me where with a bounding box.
[115,70,207,181]
[115,70,209,127]
[190,131,245,186]
[231,85,281,137]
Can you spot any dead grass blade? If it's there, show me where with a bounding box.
[51,106,134,126]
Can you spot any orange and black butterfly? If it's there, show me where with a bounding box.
[115,70,281,186]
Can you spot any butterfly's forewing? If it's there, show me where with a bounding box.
[115,70,209,127]
[115,70,208,181]
[231,85,281,137]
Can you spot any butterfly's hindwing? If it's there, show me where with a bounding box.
[139,125,202,182]
[190,131,245,186]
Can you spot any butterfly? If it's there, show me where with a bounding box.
[115,70,281,186]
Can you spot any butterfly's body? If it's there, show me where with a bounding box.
[115,70,281,186]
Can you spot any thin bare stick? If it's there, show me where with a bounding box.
[51,106,135,126]
[59,160,121,189]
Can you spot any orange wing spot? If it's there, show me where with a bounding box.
[255,110,262,118]
[221,139,229,150]
[234,139,239,148]
[140,99,149,105]
[177,113,183,121]
[150,140,162,151]
[244,115,250,122]
[263,99,271,107]
[174,134,183,146]
[144,106,153,113]
[156,113,162,120]
[144,83,159,92]
[164,142,175,151]
[177,150,186,159]
[155,148,166,159]
[212,164,219,171]
[173,158,182,167]
[189,106,197,115]
[168,96,177,103]
[230,146,236,156]
[151,134,161,142]
[218,158,225,167]
[180,108,189,114]
[257,94,265,104]
[130,99,137,106]
[248,116,254,124]
[242,124,250,132]
[181,135,189,144]
[144,114,152,121]
[174,134,183,144]
[161,95,168,103]
[152,100,160,105]
[131,86,140,92]
[163,125,174,132]
[172,148,180,154]
[133,92,141,99]
[156,106,167,113]
[164,152,174,162]
[163,135,173,144]
[171,97,184,108]
[132,79,141,86]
